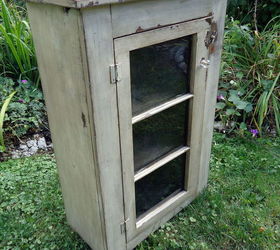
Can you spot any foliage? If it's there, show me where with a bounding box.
[0,155,89,249]
[0,135,279,249]
[0,0,39,84]
[0,91,16,152]
[227,0,280,28]
[0,77,47,146]
[217,17,280,135]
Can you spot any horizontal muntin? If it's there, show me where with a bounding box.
[134,146,190,182]
[132,94,194,124]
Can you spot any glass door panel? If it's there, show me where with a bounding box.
[133,102,188,172]
[135,154,186,217]
[130,36,192,116]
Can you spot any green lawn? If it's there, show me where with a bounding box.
[1,134,279,249]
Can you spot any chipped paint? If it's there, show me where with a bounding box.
[136,26,144,33]
[205,21,218,54]
[63,7,71,14]
[135,24,162,33]
[81,112,87,127]
[205,12,214,24]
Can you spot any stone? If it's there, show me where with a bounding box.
[26,139,37,148]
[11,150,21,159]
[22,151,31,157]
[29,146,38,154]
[214,121,226,131]
[37,137,47,149]
[19,144,28,151]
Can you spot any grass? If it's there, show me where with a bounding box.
[0,134,279,249]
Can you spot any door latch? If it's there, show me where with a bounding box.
[200,58,211,69]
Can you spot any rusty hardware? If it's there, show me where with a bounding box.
[205,22,218,48]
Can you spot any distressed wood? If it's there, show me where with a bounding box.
[185,30,209,195]
[111,0,213,38]
[198,0,228,193]
[114,17,212,244]
[128,191,196,250]
[81,6,127,250]
[134,146,190,182]
[26,0,138,8]
[27,3,106,250]
[114,17,211,54]
[28,0,227,249]
[132,94,193,124]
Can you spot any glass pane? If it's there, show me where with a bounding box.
[130,36,192,116]
[135,154,186,217]
[133,102,188,172]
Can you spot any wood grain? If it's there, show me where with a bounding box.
[27,3,106,249]
[82,6,127,250]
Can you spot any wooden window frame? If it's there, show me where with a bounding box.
[114,17,211,242]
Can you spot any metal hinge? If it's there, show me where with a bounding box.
[109,64,120,84]
[205,22,218,48]
[120,218,129,234]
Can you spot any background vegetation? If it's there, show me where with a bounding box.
[0,0,279,152]
[217,17,280,135]
[227,0,280,29]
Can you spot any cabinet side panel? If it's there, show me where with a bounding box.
[198,0,228,192]
[82,7,126,250]
[27,3,106,250]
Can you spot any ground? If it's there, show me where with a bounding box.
[0,134,279,249]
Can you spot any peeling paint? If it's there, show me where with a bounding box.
[136,24,162,33]
[81,112,87,127]
[136,26,144,33]
[205,22,218,54]
[205,12,214,24]
[63,7,71,14]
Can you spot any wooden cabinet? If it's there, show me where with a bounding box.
[27,0,227,249]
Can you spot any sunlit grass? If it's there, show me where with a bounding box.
[1,134,279,249]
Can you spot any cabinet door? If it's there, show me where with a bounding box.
[114,17,210,242]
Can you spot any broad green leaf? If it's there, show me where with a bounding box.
[240,122,247,130]
[216,102,226,110]
[244,103,253,113]
[228,94,240,105]
[226,109,236,115]
[236,100,248,110]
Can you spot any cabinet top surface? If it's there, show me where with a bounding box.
[27,0,141,8]
[27,0,224,8]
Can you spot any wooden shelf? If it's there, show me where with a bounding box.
[134,146,190,182]
[132,94,194,124]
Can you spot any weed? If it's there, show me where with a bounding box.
[217,17,280,135]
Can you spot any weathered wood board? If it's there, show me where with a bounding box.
[27,0,227,249]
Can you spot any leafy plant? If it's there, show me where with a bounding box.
[0,91,16,152]
[217,17,280,135]
[0,77,47,145]
[0,0,39,85]
[227,0,280,28]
